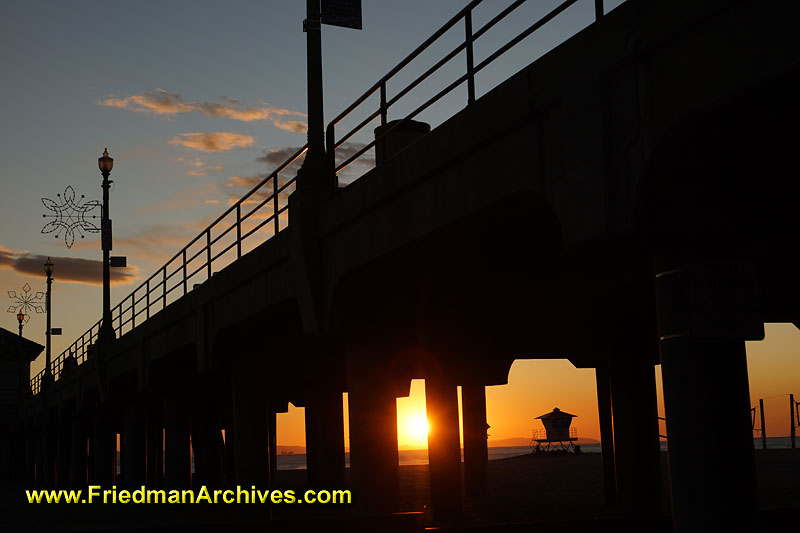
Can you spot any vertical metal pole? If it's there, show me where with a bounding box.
[273,175,280,235]
[790,394,796,449]
[595,0,604,19]
[101,168,114,343]
[379,83,387,127]
[759,398,767,450]
[45,267,52,382]
[162,268,167,309]
[464,10,475,105]
[182,250,188,295]
[131,293,136,329]
[304,0,325,162]
[236,204,242,258]
[206,230,212,278]
[146,279,150,319]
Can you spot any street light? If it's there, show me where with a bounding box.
[16,310,25,337]
[44,257,54,384]
[98,148,115,343]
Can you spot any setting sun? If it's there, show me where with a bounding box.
[405,414,429,442]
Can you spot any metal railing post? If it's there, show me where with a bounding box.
[206,230,212,279]
[465,10,476,104]
[182,250,188,295]
[162,268,167,309]
[131,293,136,329]
[273,175,280,235]
[146,279,150,319]
[595,0,604,19]
[236,204,242,258]
[379,82,388,127]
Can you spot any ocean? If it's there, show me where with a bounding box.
[275,437,798,470]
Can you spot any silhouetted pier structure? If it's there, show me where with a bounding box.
[6,0,800,531]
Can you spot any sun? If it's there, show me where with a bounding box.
[403,414,429,445]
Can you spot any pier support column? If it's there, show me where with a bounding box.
[268,408,278,483]
[123,403,146,487]
[163,398,191,488]
[426,375,462,519]
[595,366,617,507]
[347,347,399,514]
[191,413,223,487]
[609,355,662,515]
[462,384,488,497]
[305,388,345,487]
[56,413,71,488]
[655,256,759,532]
[70,414,87,488]
[230,370,270,487]
[146,403,163,485]
[90,411,114,485]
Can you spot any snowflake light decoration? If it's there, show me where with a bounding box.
[7,283,45,323]
[42,185,101,249]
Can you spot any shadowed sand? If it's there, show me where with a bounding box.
[1,449,798,532]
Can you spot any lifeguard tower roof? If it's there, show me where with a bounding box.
[535,407,577,419]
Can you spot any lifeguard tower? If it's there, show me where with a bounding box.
[531,407,579,454]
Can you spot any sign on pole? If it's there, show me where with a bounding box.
[321,0,362,30]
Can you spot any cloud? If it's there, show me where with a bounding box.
[99,88,307,132]
[169,132,254,153]
[0,246,138,286]
[141,182,223,214]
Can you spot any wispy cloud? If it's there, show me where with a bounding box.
[169,132,254,153]
[99,89,307,132]
[0,246,137,286]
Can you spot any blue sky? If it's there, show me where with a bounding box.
[2,0,624,374]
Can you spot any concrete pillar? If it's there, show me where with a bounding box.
[90,411,114,485]
[608,356,662,515]
[41,415,55,486]
[146,404,163,485]
[305,388,345,487]
[268,409,278,483]
[191,414,223,487]
[426,375,462,519]
[462,384,488,497]
[230,370,270,487]
[123,403,147,487]
[163,398,191,488]
[347,347,399,514]
[655,258,759,531]
[24,425,35,484]
[595,366,617,507]
[70,415,87,488]
[56,414,71,488]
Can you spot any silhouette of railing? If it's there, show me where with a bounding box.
[327,0,606,179]
[30,146,307,394]
[31,0,613,394]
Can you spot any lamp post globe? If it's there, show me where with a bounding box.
[16,310,24,337]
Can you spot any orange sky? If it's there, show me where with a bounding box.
[276,323,800,449]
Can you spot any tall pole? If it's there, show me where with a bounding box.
[44,258,53,384]
[17,312,24,337]
[98,149,115,343]
[759,398,767,450]
[791,394,796,449]
[297,0,332,193]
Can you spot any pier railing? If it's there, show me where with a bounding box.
[31,0,612,394]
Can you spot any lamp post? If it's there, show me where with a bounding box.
[98,148,115,343]
[44,257,54,384]
[16,310,25,337]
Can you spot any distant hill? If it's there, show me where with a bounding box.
[489,437,599,447]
